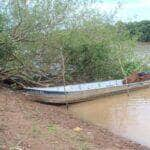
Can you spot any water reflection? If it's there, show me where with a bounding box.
[70,88,150,147]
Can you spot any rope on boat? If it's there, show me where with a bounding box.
[60,49,69,109]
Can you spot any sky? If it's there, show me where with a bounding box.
[92,0,150,22]
[1,0,149,22]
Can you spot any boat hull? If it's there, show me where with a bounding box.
[25,80,150,105]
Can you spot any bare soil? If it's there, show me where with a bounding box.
[0,86,149,150]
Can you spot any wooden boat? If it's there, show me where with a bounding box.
[24,79,150,105]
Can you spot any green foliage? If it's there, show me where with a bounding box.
[47,124,57,133]
[63,20,139,81]
[123,61,142,76]
[126,20,150,42]
[0,17,17,68]
[0,34,14,61]
[0,1,142,85]
[0,14,4,32]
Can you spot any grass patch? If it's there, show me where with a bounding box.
[47,124,57,134]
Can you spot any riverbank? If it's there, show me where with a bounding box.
[0,86,149,150]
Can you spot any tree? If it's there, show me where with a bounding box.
[126,20,150,42]
[0,0,142,87]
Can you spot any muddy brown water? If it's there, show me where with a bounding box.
[69,88,150,147]
[135,42,150,67]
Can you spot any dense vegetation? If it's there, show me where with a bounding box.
[125,20,150,42]
[0,0,142,87]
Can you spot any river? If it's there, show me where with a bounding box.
[69,42,150,147]
[135,42,150,66]
[69,88,150,147]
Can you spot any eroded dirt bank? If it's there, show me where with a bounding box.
[0,87,149,150]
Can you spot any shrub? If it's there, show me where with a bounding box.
[63,20,140,82]
[0,1,142,86]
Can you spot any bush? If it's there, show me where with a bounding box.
[0,1,142,86]
[0,14,16,67]
[126,20,150,42]
[0,35,14,61]
[62,20,141,82]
